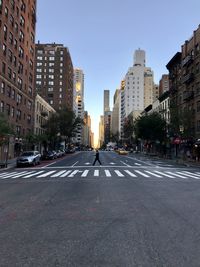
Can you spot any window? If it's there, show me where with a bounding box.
[36,75,42,79]
[8,49,12,62]
[20,15,25,27]
[27,101,32,110]
[0,101,4,112]
[9,32,13,44]
[48,88,53,92]
[14,39,17,49]
[3,25,7,38]
[49,81,54,85]
[49,56,55,61]
[8,67,12,79]
[13,72,16,82]
[197,120,200,132]
[49,62,54,67]
[11,107,14,117]
[19,30,24,42]
[49,75,54,79]
[14,22,18,33]
[4,6,8,17]
[11,89,15,99]
[1,82,5,94]
[18,46,24,58]
[28,87,32,95]
[37,68,42,73]
[2,62,6,74]
[2,43,7,55]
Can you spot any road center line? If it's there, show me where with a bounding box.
[72,161,79,167]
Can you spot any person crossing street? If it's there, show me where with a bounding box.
[92,149,102,166]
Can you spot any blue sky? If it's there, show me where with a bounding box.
[36,0,200,145]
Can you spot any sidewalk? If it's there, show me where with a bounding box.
[0,158,17,171]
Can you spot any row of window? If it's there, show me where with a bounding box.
[0,101,32,123]
[1,80,33,108]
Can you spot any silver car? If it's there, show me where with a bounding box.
[16,151,41,167]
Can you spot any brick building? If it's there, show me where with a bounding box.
[166,25,200,145]
[0,0,37,158]
[35,43,74,111]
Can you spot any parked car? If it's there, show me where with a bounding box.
[16,151,41,167]
[42,150,57,160]
[56,150,63,158]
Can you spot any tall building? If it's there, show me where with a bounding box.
[103,90,111,144]
[111,89,120,136]
[124,49,154,119]
[98,115,104,148]
[159,74,169,96]
[104,89,110,112]
[166,24,200,141]
[0,0,37,158]
[73,68,84,144]
[35,43,74,111]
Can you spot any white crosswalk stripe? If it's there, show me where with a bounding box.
[37,171,56,178]
[60,170,72,177]
[124,170,136,177]
[114,170,124,177]
[166,172,188,179]
[94,170,99,177]
[154,171,175,179]
[2,169,200,181]
[135,170,150,178]
[23,171,45,178]
[81,170,89,177]
[145,171,162,178]
[105,170,111,177]
[176,171,200,179]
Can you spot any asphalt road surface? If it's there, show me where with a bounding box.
[0,151,200,267]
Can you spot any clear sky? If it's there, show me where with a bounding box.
[36,0,200,146]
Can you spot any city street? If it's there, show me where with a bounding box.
[0,151,200,266]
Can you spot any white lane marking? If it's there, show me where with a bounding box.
[182,171,200,177]
[166,172,188,179]
[1,171,28,179]
[176,172,200,180]
[23,171,45,178]
[120,161,131,167]
[154,171,175,179]
[126,156,154,166]
[0,172,7,177]
[51,170,67,177]
[145,171,162,178]
[11,171,34,179]
[94,170,99,177]
[135,170,150,178]
[37,171,56,178]
[124,170,136,177]
[72,161,78,167]
[134,163,142,166]
[68,170,79,177]
[41,161,56,168]
[110,162,116,165]
[60,170,72,177]
[0,172,18,179]
[81,170,89,177]
[85,162,90,165]
[105,170,111,177]
[114,170,124,177]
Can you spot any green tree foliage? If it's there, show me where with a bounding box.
[134,112,166,142]
[123,114,134,139]
[0,113,13,145]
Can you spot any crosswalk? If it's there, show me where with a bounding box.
[0,169,200,181]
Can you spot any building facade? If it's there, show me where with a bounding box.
[0,0,37,158]
[159,74,169,96]
[35,43,74,111]
[73,68,84,144]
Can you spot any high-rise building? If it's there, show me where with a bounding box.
[103,90,111,144]
[111,89,120,136]
[35,43,74,111]
[159,74,169,96]
[98,115,104,148]
[104,89,110,113]
[73,68,84,144]
[0,0,37,158]
[124,49,154,118]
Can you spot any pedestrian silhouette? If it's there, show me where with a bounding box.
[93,149,102,166]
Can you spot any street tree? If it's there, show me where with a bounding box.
[134,112,166,143]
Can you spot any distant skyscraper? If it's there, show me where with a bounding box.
[104,90,110,113]
[124,49,154,118]
[35,43,74,111]
[74,68,84,144]
[111,89,120,136]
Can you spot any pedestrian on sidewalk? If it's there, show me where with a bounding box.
[93,149,102,166]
